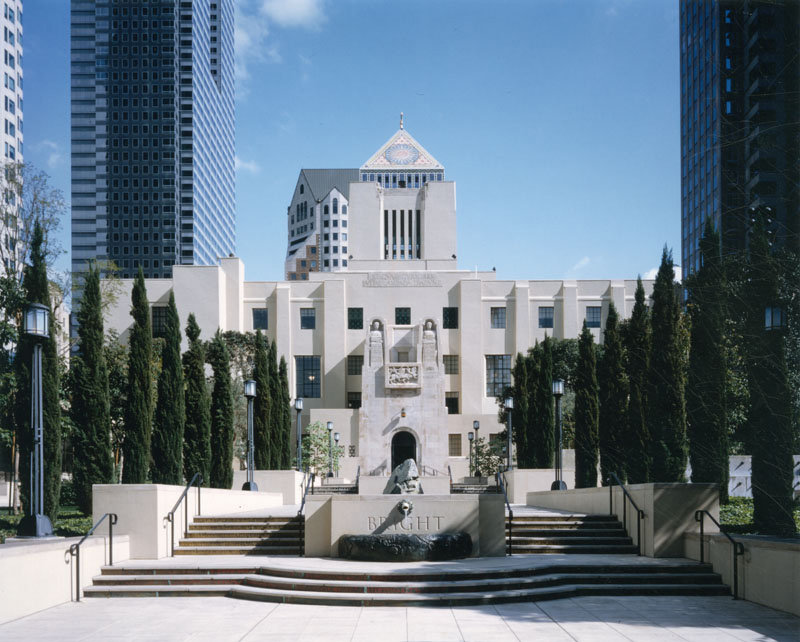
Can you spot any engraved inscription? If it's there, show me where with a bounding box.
[367,515,445,531]
[363,272,442,288]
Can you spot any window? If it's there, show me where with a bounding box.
[348,307,363,330]
[295,356,321,398]
[347,354,363,375]
[445,392,460,415]
[491,307,506,329]
[485,355,511,397]
[347,392,362,409]
[442,307,458,329]
[300,307,316,329]
[538,306,554,329]
[395,307,411,325]
[765,306,785,331]
[586,306,601,328]
[151,306,167,338]
[252,308,268,330]
[444,355,459,375]
[448,433,462,456]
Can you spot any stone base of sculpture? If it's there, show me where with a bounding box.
[338,532,472,562]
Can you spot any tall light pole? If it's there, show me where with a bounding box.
[467,431,474,477]
[326,421,334,478]
[473,420,481,476]
[295,398,304,470]
[334,432,340,477]
[242,379,258,491]
[18,303,53,537]
[551,379,566,490]
[504,397,514,471]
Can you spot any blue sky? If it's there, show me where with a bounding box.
[24,0,680,284]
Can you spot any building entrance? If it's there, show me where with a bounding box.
[391,431,416,471]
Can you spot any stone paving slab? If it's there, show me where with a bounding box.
[2,595,797,641]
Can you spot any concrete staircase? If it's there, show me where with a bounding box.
[507,513,639,554]
[172,515,304,556]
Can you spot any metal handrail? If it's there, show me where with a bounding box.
[495,470,513,555]
[65,512,117,602]
[355,465,360,492]
[695,510,745,600]
[298,468,315,517]
[447,465,453,492]
[608,472,645,556]
[163,473,202,557]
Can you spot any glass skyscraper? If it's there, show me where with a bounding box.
[680,0,799,276]
[70,0,235,281]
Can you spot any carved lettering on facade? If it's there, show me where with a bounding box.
[363,272,442,288]
[367,515,444,531]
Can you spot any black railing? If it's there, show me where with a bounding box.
[495,470,513,555]
[355,465,360,493]
[695,510,745,600]
[447,465,453,492]
[65,512,117,602]
[164,473,202,557]
[608,472,645,556]
[298,468,315,556]
[298,468,315,516]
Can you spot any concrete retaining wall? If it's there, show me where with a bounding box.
[231,470,305,504]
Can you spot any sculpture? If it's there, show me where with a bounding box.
[383,458,423,494]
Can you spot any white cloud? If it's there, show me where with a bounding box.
[642,265,683,282]
[260,0,326,29]
[569,256,590,272]
[36,139,63,169]
[235,156,260,174]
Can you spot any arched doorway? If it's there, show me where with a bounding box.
[391,431,416,471]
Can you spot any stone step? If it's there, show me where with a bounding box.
[509,528,627,537]
[184,530,301,539]
[173,546,301,555]
[84,585,230,598]
[187,523,301,532]
[93,573,248,586]
[510,544,639,554]
[179,538,300,548]
[507,521,623,530]
[192,516,301,524]
[509,536,633,545]
[100,566,257,576]
[510,514,616,522]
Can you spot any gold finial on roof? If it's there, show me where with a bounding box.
[400,112,404,130]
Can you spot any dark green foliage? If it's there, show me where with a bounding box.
[182,314,211,484]
[598,302,628,484]
[574,322,599,488]
[531,337,555,468]
[686,221,730,502]
[647,247,688,482]
[278,357,293,470]
[511,353,532,468]
[71,264,113,513]
[208,330,234,488]
[15,222,62,520]
[267,339,281,469]
[252,330,271,470]
[151,292,184,484]
[104,330,127,479]
[623,278,651,483]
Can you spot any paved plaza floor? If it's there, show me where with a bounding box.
[2,594,797,642]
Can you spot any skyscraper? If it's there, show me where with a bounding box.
[70,0,235,282]
[680,0,799,276]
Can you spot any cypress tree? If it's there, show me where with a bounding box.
[598,302,628,484]
[151,291,184,484]
[71,264,113,513]
[574,321,599,488]
[15,222,62,520]
[647,247,688,482]
[252,330,271,470]
[122,267,152,484]
[182,314,211,483]
[686,220,729,502]
[625,278,651,483]
[267,339,281,469]
[278,356,293,470]
[531,336,555,468]
[208,330,234,488]
[511,353,531,468]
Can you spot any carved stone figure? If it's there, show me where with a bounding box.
[369,320,384,366]
[387,365,418,385]
[422,319,437,367]
[383,458,423,494]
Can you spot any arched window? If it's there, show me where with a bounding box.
[324,205,329,215]
[342,204,347,215]
[333,198,338,214]
[300,184,304,194]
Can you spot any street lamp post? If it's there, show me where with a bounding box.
[326,421,334,478]
[504,397,514,471]
[473,420,481,476]
[242,379,258,491]
[551,379,566,490]
[334,432,340,477]
[467,431,474,477]
[294,398,304,471]
[18,303,53,537]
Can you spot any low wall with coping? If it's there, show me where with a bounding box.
[504,469,571,503]
[683,532,800,617]
[93,484,282,559]
[231,470,305,504]
[304,494,505,558]
[526,483,719,557]
[358,475,451,495]
[0,534,130,624]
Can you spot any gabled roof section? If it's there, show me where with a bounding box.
[300,169,360,202]
[361,128,444,172]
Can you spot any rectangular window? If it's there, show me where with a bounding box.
[442,307,458,329]
[485,355,511,397]
[538,306,554,329]
[448,433,462,456]
[586,306,601,328]
[151,306,167,338]
[300,307,315,329]
[347,392,362,409]
[295,356,321,398]
[347,354,363,375]
[348,307,363,329]
[490,307,506,329]
[252,308,268,330]
[443,355,459,375]
[445,391,459,415]
[395,307,411,325]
